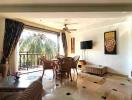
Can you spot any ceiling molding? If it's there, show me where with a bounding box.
[0,4,132,12]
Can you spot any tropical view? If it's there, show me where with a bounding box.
[18,28,58,70]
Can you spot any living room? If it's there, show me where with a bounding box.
[0,0,132,100]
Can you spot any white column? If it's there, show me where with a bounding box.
[127,17,132,79]
[0,17,5,62]
[9,48,17,74]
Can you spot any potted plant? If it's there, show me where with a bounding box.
[13,72,20,80]
[0,52,2,73]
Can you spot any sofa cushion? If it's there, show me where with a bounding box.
[16,80,43,100]
[0,92,20,100]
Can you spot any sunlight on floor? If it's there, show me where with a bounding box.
[38,70,132,100]
[18,69,132,100]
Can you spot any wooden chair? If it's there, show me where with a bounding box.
[56,57,72,81]
[71,55,80,75]
[56,55,65,60]
[40,56,55,78]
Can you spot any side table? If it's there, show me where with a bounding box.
[78,60,87,68]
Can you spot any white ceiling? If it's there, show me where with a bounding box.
[22,17,126,30]
[0,1,132,33]
[0,0,132,5]
[0,12,130,18]
[0,12,131,31]
[0,12,131,29]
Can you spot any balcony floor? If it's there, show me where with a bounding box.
[18,65,43,74]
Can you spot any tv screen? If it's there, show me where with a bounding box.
[80,40,92,49]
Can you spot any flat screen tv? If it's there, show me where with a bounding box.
[80,40,93,49]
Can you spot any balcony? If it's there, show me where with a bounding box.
[19,52,43,71]
[18,51,57,73]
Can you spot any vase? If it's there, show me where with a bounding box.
[0,63,8,78]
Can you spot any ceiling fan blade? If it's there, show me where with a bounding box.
[66,23,78,25]
[69,29,77,31]
[66,30,71,33]
[62,22,77,33]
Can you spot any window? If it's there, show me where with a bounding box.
[18,27,59,70]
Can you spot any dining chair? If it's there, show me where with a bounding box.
[71,55,80,75]
[56,57,72,81]
[40,56,55,78]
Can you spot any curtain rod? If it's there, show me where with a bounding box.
[24,24,60,35]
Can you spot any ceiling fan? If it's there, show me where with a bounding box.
[62,24,77,33]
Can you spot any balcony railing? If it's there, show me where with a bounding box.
[18,52,56,70]
[19,52,43,70]
[19,52,57,70]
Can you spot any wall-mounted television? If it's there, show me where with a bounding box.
[80,40,93,49]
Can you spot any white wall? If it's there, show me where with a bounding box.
[0,16,132,76]
[0,17,5,63]
[127,17,132,78]
[70,17,132,76]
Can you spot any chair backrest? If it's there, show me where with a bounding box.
[56,55,65,59]
[72,55,80,68]
[58,57,72,71]
[40,56,54,69]
[39,56,46,65]
[40,57,54,69]
[16,77,43,100]
[73,55,80,62]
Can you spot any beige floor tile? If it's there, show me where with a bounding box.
[21,70,132,100]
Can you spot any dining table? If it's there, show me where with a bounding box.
[0,75,40,92]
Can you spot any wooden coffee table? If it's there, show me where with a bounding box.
[0,75,40,92]
[82,65,107,76]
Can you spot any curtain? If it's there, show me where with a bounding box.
[1,19,24,64]
[62,32,68,57]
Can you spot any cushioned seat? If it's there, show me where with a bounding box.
[0,92,19,100]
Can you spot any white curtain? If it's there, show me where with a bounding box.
[59,32,64,55]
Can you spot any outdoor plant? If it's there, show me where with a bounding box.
[19,33,57,58]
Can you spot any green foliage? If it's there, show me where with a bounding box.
[19,33,57,59]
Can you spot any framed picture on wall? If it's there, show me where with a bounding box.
[104,31,117,54]
[71,37,75,53]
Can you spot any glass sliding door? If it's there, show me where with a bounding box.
[18,27,59,71]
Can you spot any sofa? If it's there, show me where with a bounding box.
[0,77,44,100]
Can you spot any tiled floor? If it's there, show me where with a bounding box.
[34,70,132,100]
